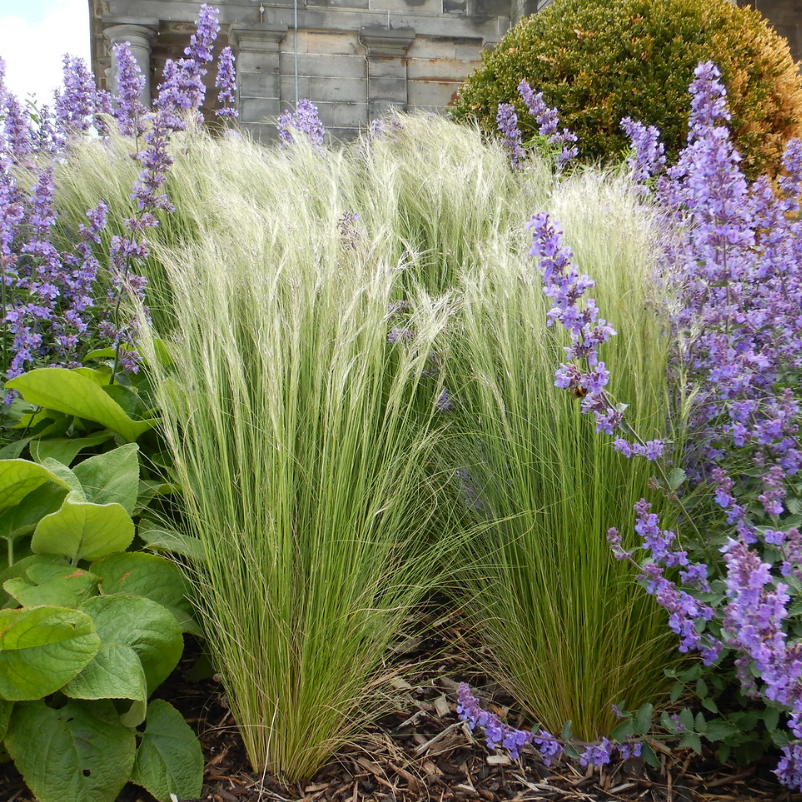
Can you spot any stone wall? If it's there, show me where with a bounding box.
[90,0,506,141]
[89,0,802,142]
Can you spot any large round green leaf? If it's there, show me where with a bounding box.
[0,460,71,517]
[5,699,136,802]
[91,552,197,633]
[131,700,203,802]
[5,368,156,442]
[32,492,134,562]
[62,643,147,703]
[0,606,100,700]
[4,564,99,608]
[79,595,183,695]
[72,444,140,515]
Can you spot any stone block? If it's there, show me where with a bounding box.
[278,52,365,79]
[366,59,408,80]
[407,56,476,81]
[241,121,280,143]
[408,78,460,108]
[237,50,281,74]
[301,31,363,56]
[279,75,365,103]
[239,72,280,96]
[315,99,368,127]
[407,37,456,59]
[368,76,409,102]
[240,96,282,123]
[454,41,482,60]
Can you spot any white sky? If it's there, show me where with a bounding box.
[0,0,92,105]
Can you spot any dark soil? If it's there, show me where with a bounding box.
[3,612,801,802]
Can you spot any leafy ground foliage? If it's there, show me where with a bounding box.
[2,5,802,802]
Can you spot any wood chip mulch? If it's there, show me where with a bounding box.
[3,609,801,802]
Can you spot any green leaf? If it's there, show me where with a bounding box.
[667,467,687,491]
[30,433,115,467]
[138,520,204,563]
[32,492,134,562]
[701,697,719,714]
[91,552,198,634]
[611,718,635,742]
[703,719,740,742]
[62,643,147,704]
[763,706,780,731]
[72,445,140,515]
[679,708,695,732]
[3,564,99,608]
[72,368,112,386]
[5,699,136,802]
[131,700,203,802]
[6,369,156,442]
[0,460,71,518]
[694,712,707,734]
[0,482,70,544]
[678,732,702,754]
[640,742,660,768]
[0,553,63,607]
[0,698,12,739]
[634,703,653,735]
[40,458,84,496]
[695,678,708,699]
[669,683,683,704]
[79,595,183,696]
[0,606,100,700]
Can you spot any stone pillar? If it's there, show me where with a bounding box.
[103,22,159,107]
[230,24,288,141]
[359,27,416,120]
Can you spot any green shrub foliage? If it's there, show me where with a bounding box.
[451,0,802,177]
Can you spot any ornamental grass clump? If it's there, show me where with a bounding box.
[444,167,676,741]
[136,135,461,781]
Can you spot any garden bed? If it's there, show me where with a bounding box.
[2,617,799,802]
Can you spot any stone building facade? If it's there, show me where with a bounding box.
[88,0,801,142]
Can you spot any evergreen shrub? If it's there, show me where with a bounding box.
[451,0,802,177]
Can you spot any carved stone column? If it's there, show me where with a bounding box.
[230,24,288,140]
[359,27,416,120]
[103,21,159,106]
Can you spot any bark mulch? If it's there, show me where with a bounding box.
[3,613,801,802]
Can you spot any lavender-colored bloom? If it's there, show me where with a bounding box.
[621,116,666,190]
[54,56,96,136]
[496,102,524,168]
[215,46,238,118]
[527,212,632,438]
[277,98,326,148]
[435,388,453,412]
[518,80,578,167]
[112,42,147,136]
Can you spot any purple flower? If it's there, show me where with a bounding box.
[112,42,147,136]
[277,98,326,148]
[496,102,524,168]
[215,46,238,118]
[621,117,666,190]
[518,80,578,167]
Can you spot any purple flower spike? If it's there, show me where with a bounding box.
[518,80,578,167]
[496,102,525,168]
[215,46,238,118]
[277,98,326,149]
[112,42,147,136]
